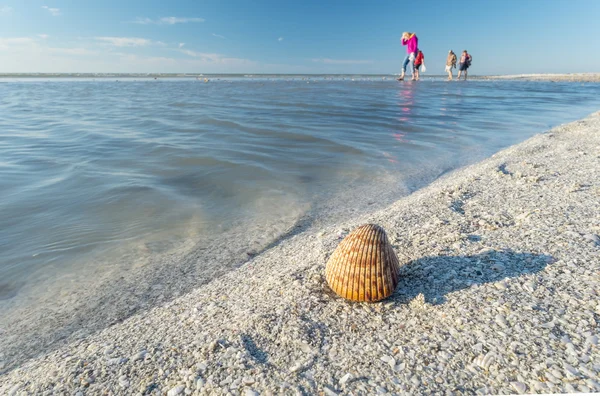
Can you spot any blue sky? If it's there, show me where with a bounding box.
[1,0,599,74]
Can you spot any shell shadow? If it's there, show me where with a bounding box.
[388,250,553,305]
[240,333,270,364]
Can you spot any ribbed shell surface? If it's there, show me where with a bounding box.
[325,224,400,302]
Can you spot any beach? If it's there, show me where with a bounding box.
[5,76,600,377]
[1,108,599,394]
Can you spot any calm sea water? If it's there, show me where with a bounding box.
[1,76,600,302]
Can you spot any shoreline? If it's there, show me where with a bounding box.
[2,112,600,394]
[1,73,599,82]
[480,73,600,82]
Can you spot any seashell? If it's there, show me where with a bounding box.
[473,352,496,370]
[511,382,527,394]
[325,224,400,302]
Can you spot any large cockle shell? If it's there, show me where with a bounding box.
[325,224,400,302]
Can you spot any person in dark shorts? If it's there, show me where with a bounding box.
[457,50,472,80]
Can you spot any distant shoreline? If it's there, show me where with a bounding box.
[480,73,600,82]
[1,72,599,81]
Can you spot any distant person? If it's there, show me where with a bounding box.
[446,50,457,80]
[414,50,425,80]
[457,50,472,80]
[397,32,419,81]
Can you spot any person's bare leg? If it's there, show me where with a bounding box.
[447,70,452,80]
[457,71,462,80]
[398,56,409,81]
[464,70,468,80]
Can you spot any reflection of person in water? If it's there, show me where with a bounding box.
[397,32,418,81]
[396,82,417,129]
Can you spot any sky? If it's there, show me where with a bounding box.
[1,0,599,75]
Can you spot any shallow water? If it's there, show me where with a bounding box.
[1,76,600,303]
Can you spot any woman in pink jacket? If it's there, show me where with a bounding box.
[398,32,418,81]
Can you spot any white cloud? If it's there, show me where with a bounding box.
[178,49,253,65]
[0,37,37,50]
[0,36,97,60]
[312,58,373,65]
[107,53,178,65]
[42,6,61,16]
[95,37,152,47]
[46,47,98,56]
[179,49,216,59]
[132,16,205,25]
[179,43,185,48]
[0,42,312,73]
[160,16,204,24]
[0,36,311,74]
[212,33,225,39]
[116,52,260,72]
[0,37,37,45]
[278,37,284,42]
[132,17,153,25]
[0,6,13,14]
[38,34,49,39]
